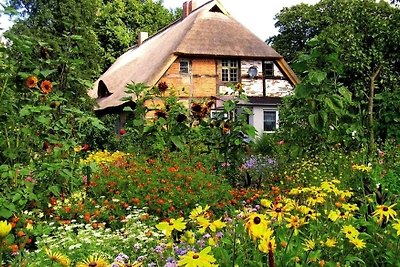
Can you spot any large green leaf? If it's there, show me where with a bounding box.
[308,70,327,85]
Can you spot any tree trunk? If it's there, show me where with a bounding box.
[368,66,381,158]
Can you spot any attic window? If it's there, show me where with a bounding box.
[222,59,239,82]
[180,59,190,74]
[264,61,274,77]
[210,5,223,13]
[98,80,112,98]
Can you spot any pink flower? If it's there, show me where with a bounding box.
[277,140,285,145]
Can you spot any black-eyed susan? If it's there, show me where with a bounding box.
[44,248,71,267]
[342,224,359,239]
[258,236,277,253]
[76,255,108,267]
[0,220,12,238]
[244,213,269,240]
[372,204,397,223]
[178,246,217,267]
[26,75,38,88]
[393,220,400,236]
[285,215,307,235]
[349,236,366,249]
[328,209,351,221]
[189,205,210,220]
[303,239,315,251]
[324,237,337,248]
[156,217,186,237]
[40,80,53,94]
[267,203,291,223]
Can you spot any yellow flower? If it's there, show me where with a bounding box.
[209,218,226,232]
[0,220,12,238]
[352,164,372,173]
[156,218,186,237]
[303,239,315,251]
[196,216,211,234]
[189,205,210,220]
[324,237,337,248]
[260,199,272,208]
[285,215,307,235]
[267,203,291,223]
[181,231,196,245]
[244,213,269,240]
[45,248,71,267]
[258,236,277,253]
[178,246,218,267]
[76,255,108,267]
[328,210,350,221]
[393,220,400,236]
[372,204,397,223]
[342,203,359,212]
[349,237,366,249]
[342,225,359,239]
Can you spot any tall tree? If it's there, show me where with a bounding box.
[5,0,104,100]
[270,0,400,153]
[94,0,181,70]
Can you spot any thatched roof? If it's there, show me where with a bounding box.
[89,0,291,111]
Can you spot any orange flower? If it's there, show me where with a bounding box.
[26,76,38,88]
[40,80,53,94]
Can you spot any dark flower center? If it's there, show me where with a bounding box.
[89,263,97,267]
[383,206,389,211]
[253,216,261,224]
[193,255,199,259]
[275,208,282,213]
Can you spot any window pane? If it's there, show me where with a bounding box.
[264,111,276,131]
[180,60,189,74]
[264,61,274,77]
[222,69,229,82]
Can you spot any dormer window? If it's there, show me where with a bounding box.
[180,59,190,74]
[222,59,239,82]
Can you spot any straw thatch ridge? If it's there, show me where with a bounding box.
[89,0,286,111]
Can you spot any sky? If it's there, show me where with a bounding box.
[163,0,320,40]
[0,0,320,40]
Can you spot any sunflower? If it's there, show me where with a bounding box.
[40,80,53,94]
[244,213,270,240]
[178,246,217,267]
[156,217,186,237]
[0,220,12,238]
[372,204,397,223]
[76,255,108,267]
[44,248,71,267]
[26,75,38,88]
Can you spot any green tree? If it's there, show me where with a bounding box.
[270,0,400,154]
[4,0,104,100]
[94,0,181,69]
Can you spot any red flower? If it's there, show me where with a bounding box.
[40,80,53,94]
[119,129,127,135]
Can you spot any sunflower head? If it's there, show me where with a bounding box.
[26,76,39,89]
[40,80,53,94]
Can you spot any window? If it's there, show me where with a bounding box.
[263,110,278,132]
[210,110,229,120]
[263,61,274,77]
[222,59,239,82]
[180,59,190,74]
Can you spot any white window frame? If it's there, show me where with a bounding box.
[221,59,239,82]
[263,109,279,132]
[210,110,229,120]
[180,59,190,74]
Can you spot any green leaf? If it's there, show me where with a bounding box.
[170,136,185,151]
[0,208,13,218]
[40,69,57,78]
[36,115,51,126]
[308,70,327,85]
[223,100,236,112]
[338,86,352,103]
[308,114,323,131]
[294,83,309,98]
[123,106,134,112]
[70,35,83,41]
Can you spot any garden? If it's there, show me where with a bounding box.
[1,0,400,266]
